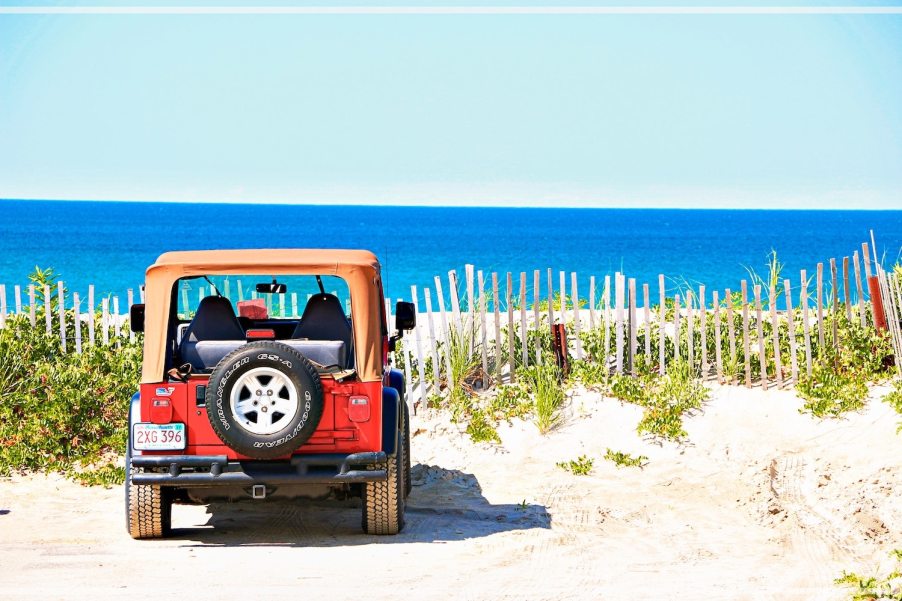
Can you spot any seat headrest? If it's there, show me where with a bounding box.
[184,296,245,342]
[292,294,353,348]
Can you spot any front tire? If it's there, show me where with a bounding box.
[125,452,171,539]
[362,433,406,535]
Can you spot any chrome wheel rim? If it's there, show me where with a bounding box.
[229,367,299,435]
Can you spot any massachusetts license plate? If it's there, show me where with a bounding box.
[133,423,186,451]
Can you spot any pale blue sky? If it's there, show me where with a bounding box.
[1,3,901,207]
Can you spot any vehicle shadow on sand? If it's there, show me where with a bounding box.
[173,464,551,547]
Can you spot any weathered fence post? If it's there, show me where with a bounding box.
[589,275,597,332]
[559,271,567,329]
[28,284,36,328]
[127,288,135,342]
[423,288,441,392]
[520,272,529,366]
[44,284,52,334]
[741,281,751,387]
[658,274,666,375]
[58,282,67,352]
[410,285,428,408]
[754,285,767,390]
[725,288,736,382]
[478,271,489,389]
[816,263,825,352]
[113,296,121,348]
[88,284,96,345]
[769,287,782,386]
[547,268,555,333]
[507,272,516,382]
[800,270,813,376]
[73,292,82,354]
[687,289,695,369]
[0,285,6,329]
[843,256,852,322]
[628,278,637,376]
[643,283,651,367]
[533,270,541,365]
[603,275,611,370]
[699,285,707,376]
[101,297,110,346]
[571,272,582,360]
[434,275,453,378]
[493,273,502,385]
[830,258,839,350]
[466,264,475,355]
[14,285,21,315]
[673,294,681,362]
[449,270,463,333]
[713,290,723,381]
[853,250,866,327]
[784,278,799,382]
[615,273,624,373]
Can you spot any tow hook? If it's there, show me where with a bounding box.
[251,484,266,499]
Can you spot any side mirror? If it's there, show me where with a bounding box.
[394,301,416,332]
[256,281,287,294]
[130,303,145,333]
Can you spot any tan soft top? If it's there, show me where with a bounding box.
[141,249,384,384]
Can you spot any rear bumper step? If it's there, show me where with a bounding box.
[131,452,387,486]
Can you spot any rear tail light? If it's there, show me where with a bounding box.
[348,396,371,422]
[150,398,173,424]
[246,329,276,340]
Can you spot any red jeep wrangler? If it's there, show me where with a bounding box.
[126,249,415,538]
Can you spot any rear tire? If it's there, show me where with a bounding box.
[361,432,405,535]
[125,453,171,539]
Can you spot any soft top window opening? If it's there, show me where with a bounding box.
[174,274,352,321]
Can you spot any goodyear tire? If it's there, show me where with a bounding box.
[362,430,406,535]
[206,341,324,460]
[125,451,171,539]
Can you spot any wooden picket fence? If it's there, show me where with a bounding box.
[391,241,902,407]
[0,282,142,352]
[1,240,901,410]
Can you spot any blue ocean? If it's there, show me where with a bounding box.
[1,200,901,304]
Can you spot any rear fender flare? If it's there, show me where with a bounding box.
[381,387,399,456]
[128,391,141,455]
[388,368,405,403]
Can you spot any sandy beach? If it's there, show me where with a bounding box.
[1,382,900,600]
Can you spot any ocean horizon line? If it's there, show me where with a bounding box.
[3,198,902,213]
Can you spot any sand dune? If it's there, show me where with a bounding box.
[1,383,899,600]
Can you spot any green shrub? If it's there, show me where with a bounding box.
[465,408,501,444]
[603,448,648,469]
[0,312,140,484]
[521,363,566,434]
[611,358,709,443]
[556,454,593,475]
[834,549,902,600]
[568,359,608,388]
[796,358,868,418]
[488,383,532,421]
[883,380,902,433]
[610,373,646,404]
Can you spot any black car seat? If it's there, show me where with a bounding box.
[290,293,354,368]
[178,296,246,371]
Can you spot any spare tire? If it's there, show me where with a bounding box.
[206,341,324,459]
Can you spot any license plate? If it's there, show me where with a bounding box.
[133,423,186,451]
